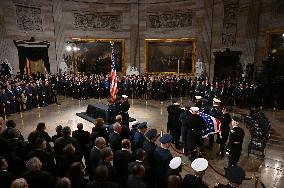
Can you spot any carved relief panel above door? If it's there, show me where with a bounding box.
[15,4,43,32]
[73,12,121,30]
[147,11,194,29]
[221,0,240,47]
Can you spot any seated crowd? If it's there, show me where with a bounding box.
[0,115,246,188]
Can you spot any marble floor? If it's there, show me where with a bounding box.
[6,95,284,188]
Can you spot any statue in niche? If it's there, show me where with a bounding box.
[126,65,139,76]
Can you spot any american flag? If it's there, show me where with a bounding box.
[110,42,118,101]
[198,112,221,138]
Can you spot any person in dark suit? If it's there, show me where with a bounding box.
[66,162,88,188]
[179,105,192,152]
[113,139,134,187]
[109,123,122,152]
[167,101,182,149]
[87,165,120,188]
[114,115,131,140]
[0,156,16,188]
[2,120,24,140]
[26,137,56,175]
[214,165,245,188]
[134,122,147,150]
[128,148,147,175]
[90,118,109,145]
[227,117,245,167]
[54,126,80,163]
[98,147,117,183]
[72,123,90,159]
[4,129,27,177]
[127,164,147,188]
[89,137,106,180]
[154,134,173,188]
[6,128,28,160]
[57,144,82,177]
[216,107,232,157]
[52,125,63,142]
[182,158,209,188]
[27,122,53,153]
[22,157,56,188]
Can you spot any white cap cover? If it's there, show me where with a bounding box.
[195,96,202,100]
[191,158,208,172]
[169,157,182,169]
[213,98,221,103]
[190,107,199,112]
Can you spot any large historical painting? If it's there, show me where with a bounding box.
[72,39,124,74]
[15,4,43,31]
[145,39,195,74]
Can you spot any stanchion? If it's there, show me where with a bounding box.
[4,104,7,120]
[254,174,259,188]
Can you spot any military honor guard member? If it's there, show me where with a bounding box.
[227,116,245,167]
[185,107,206,161]
[182,158,209,188]
[216,107,232,157]
[154,134,173,188]
[208,98,222,150]
[214,165,245,188]
[143,128,159,168]
[168,157,183,178]
[195,96,203,108]
[134,122,148,150]
[119,95,130,127]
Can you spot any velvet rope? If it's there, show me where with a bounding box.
[170,144,253,180]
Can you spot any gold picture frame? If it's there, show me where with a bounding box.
[264,29,284,56]
[71,38,126,73]
[144,38,196,75]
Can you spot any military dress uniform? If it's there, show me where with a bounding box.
[118,97,130,127]
[185,108,206,160]
[227,126,245,167]
[134,123,147,150]
[154,134,173,188]
[208,104,221,149]
[217,111,232,156]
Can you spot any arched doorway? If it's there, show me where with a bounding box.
[213,48,242,79]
